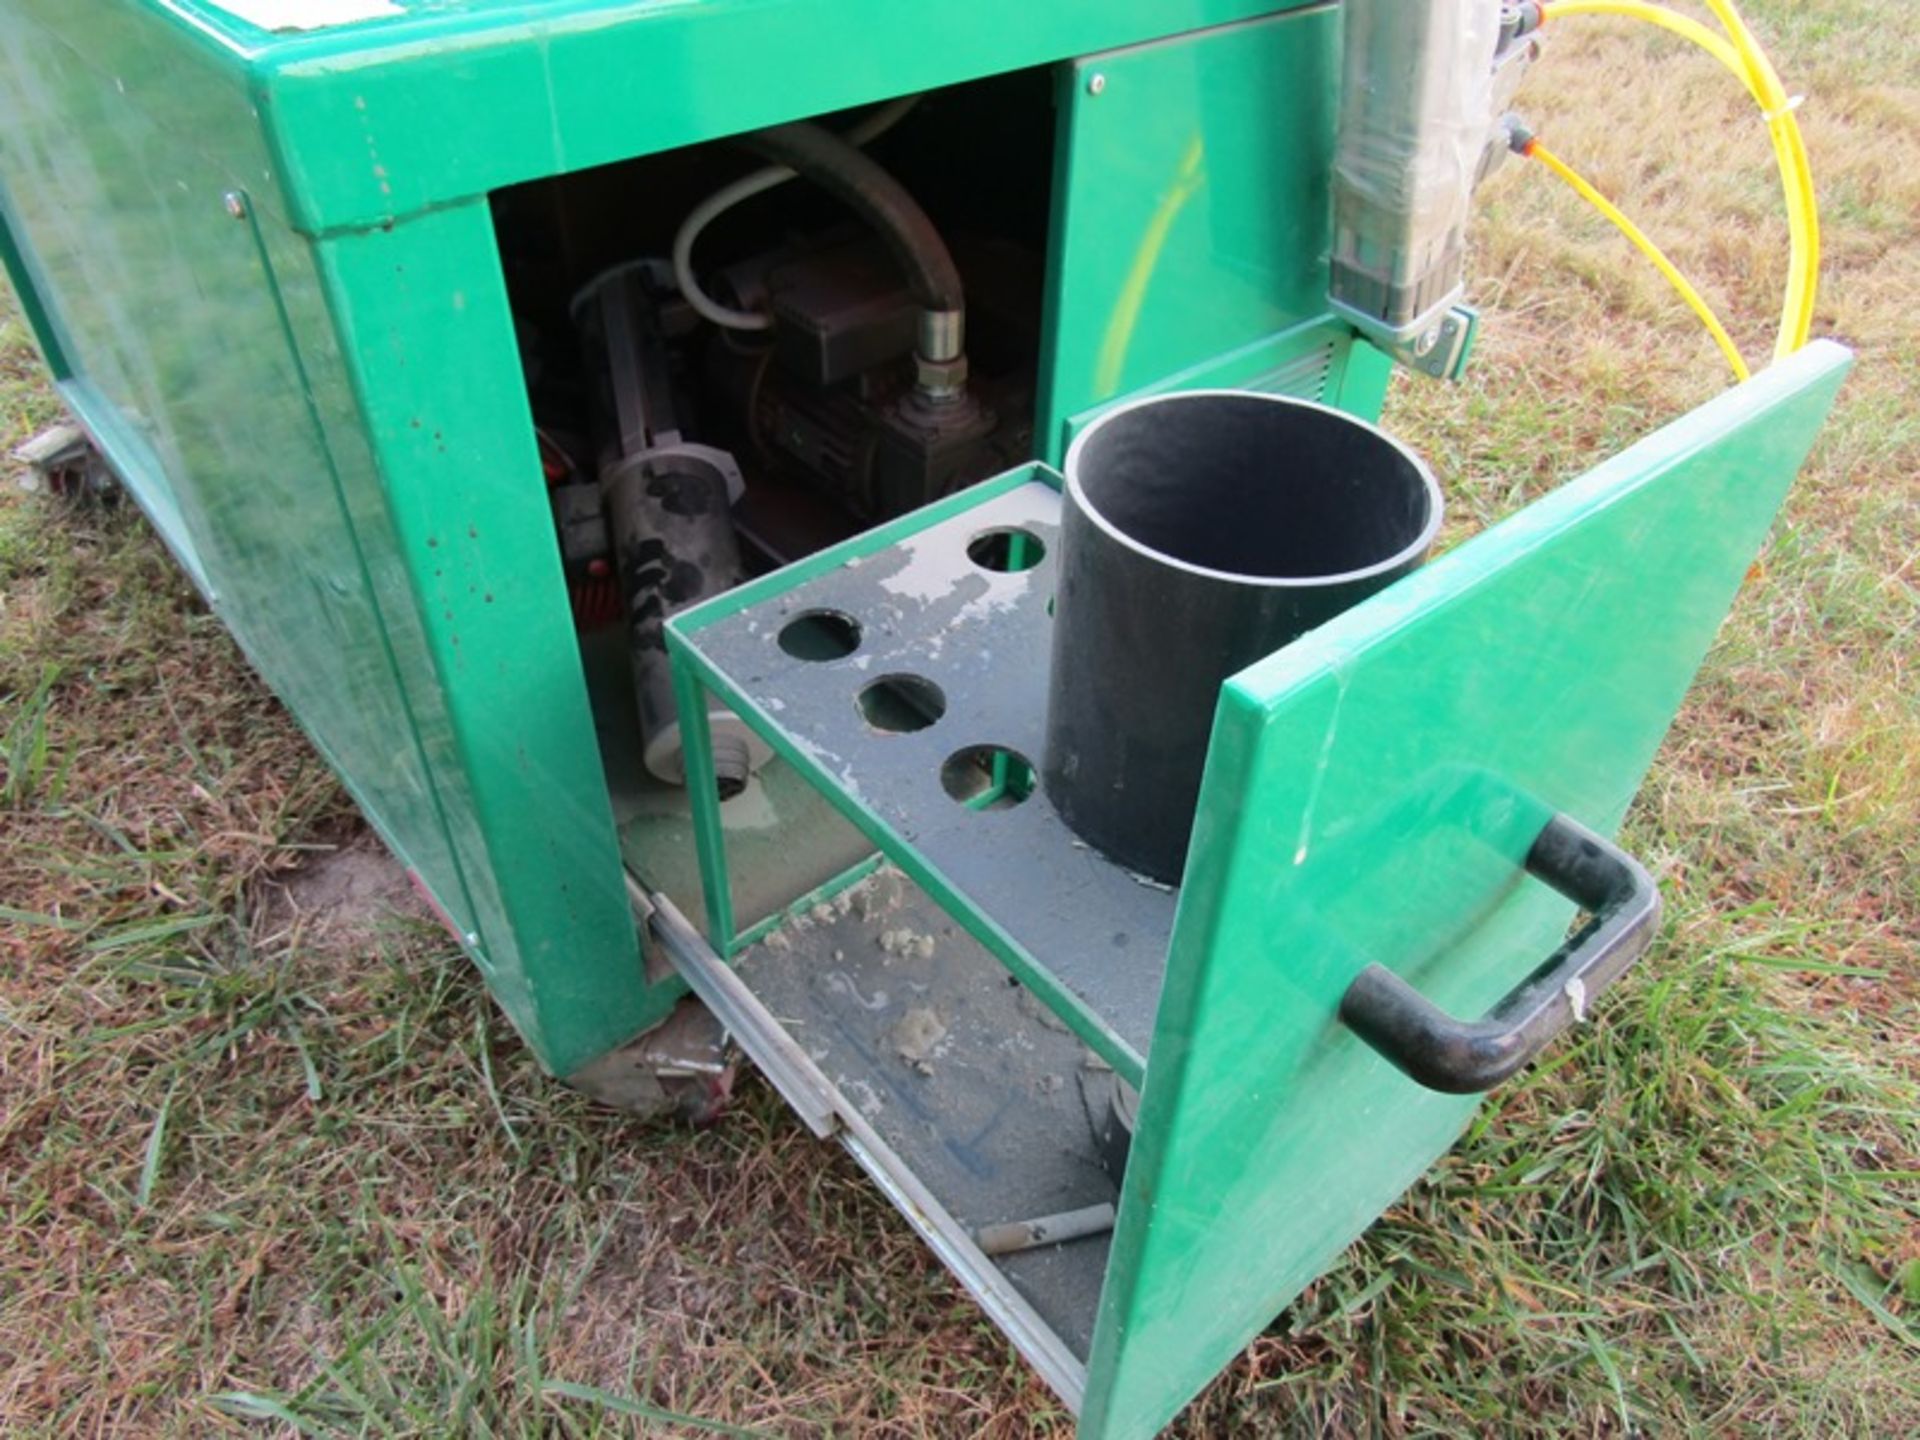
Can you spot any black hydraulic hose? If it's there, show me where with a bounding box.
[736,120,966,336]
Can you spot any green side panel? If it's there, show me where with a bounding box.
[1035,4,1343,457]
[0,3,471,919]
[310,203,662,1073]
[0,177,70,380]
[0,3,259,584]
[0,2,663,1074]
[1080,341,1854,1440]
[6,1,288,225]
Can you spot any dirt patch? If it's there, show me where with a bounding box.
[255,828,430,951]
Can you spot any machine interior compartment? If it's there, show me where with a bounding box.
[488,66,1056,921]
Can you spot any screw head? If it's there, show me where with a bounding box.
[222,191,248,220]
[1086,73,1107,96]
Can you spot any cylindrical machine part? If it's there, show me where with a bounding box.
[1328,0,1503,338]
[575,261,768,798]
[916,308,965,365]
[602,447,766,797]
[1042,391,1442,884]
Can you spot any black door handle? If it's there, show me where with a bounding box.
[1340,814,1661,1094]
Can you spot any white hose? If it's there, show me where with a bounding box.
[672,96,921,332]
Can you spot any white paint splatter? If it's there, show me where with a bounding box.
[824,970,889,1012]
[1292,654,1354,866]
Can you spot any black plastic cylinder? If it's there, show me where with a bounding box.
[1042,390,1442,884]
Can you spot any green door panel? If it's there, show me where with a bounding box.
[1080,340,1853,1439]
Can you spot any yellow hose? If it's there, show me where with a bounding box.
[1538,0,1820,361]
[1542,0,1747,83]
[1699,0,1820,357]
[1524,139,1751,382]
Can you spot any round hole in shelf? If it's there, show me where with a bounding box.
[967,526,1047,573]
[940,744,1037,809]
[856,674,946,733]
[778,609,862,661]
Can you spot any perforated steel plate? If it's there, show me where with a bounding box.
[680,476,1177,1077]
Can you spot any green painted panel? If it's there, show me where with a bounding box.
[250,0,1310,234]
[0,3,475,937]
[10,1,1319,238]
[311,202,663,1073]
[1081,341,1854,1439]
[9,1,284,217]
[1035,5,1341,456]
[0,179,71,380]
[0,1,668,1075]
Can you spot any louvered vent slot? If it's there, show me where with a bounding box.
[1245,341,1337,402]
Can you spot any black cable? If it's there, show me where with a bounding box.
[735,120,965,318]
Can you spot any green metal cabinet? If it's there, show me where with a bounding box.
[0,0,1374,1083]
[0,1,1850,1434]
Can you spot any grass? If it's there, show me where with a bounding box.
[2,1,1916,1433]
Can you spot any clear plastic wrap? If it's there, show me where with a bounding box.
[1330,0,1505,337]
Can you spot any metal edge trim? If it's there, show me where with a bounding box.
[644,886,839,1137]
[840,1123,1090,1415]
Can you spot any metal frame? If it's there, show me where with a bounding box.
[665,467,1185,1086]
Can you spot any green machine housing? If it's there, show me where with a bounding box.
[0,2,1850,1435]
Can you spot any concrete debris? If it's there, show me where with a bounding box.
[878,927,936,961]
[889,1006,947,1065]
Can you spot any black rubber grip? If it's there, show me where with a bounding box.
[1340,814,1661,1094]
